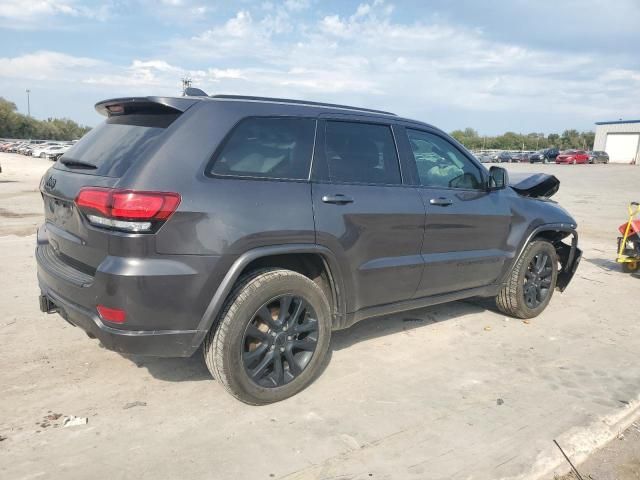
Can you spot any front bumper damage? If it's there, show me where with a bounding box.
[555,231,581,292]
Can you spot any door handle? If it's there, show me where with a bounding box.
[429,197,453,207]
[322,194,354,205]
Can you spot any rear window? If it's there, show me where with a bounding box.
[56,112,178,177]
[209,117,316,180]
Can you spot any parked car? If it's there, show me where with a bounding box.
[529,150,550,163]
[474,152,493,163]
[38,145,68,159]
[17,144,33,154]
[31,143,61,158]
[588,151,609,164]
[556,150,589,164]
[511,152,530,163]
[497,151,512,163]
[36,94,581,404]
[543,147,560,161]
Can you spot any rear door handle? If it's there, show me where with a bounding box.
[322,194,354,205]
[429,197,453,207]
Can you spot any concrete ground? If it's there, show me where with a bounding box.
[555,421,640,480]
[1,152,639,480]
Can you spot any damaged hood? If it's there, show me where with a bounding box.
[509,172,560,198]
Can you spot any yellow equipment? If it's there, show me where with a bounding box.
[616,202,640,273]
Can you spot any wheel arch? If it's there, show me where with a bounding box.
[505,224,581,293]
[191,244,347,349]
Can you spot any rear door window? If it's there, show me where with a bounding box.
[209,117,316,180]
[55,112,179,177]
[324,121,401,185]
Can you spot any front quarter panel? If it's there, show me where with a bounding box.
[502,192,578,283]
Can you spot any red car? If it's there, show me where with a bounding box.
[555,150,589,164]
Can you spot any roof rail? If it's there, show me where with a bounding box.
[210,94,397,116]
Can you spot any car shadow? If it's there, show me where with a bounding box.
[125,300,493,383]
[124,347,212,382]
[331,299,490,351]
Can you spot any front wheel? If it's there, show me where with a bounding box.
[203,268,332,404]
[622,261,638,273]
[496,240,558,319]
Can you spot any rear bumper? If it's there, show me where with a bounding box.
[39,285,200,357]
[36,223,223,357]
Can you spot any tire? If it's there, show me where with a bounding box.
[622,262,638,273]
[203,268,331,404]
[496,240,558,319]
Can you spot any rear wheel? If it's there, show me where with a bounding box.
[496,240,558,319]
[203,268,331,404]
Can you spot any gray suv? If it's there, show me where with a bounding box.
[36,94,581,404]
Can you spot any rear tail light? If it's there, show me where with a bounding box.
[75,188,180,233]
[97,305,126,324]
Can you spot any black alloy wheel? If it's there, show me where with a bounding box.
[242,295,319,388]
[523,252,553,308]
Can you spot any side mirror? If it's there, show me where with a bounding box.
[488,166,509,190]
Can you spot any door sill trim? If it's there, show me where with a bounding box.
[339,284,499,329]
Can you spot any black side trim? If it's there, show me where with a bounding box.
[342,284,500,329]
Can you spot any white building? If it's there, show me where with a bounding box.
[593,120,640,164]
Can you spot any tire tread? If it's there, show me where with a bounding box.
[496,240,556,319]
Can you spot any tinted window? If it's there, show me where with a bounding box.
[56,113,179,177]
[324,121,401,185]
[407,129,482,189]
[211,117,316,180]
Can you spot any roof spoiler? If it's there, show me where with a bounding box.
[95,96,199,117]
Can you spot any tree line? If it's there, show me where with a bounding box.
[0,97,91,141]
[450,127,595,151]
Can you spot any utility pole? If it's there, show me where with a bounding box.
[181,77,192,96]
[26,89,31,117]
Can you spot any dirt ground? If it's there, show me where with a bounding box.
[1,152,640,480]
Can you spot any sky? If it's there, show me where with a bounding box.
[1,0,639,134]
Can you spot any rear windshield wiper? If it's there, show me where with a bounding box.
[60,159,97,170]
